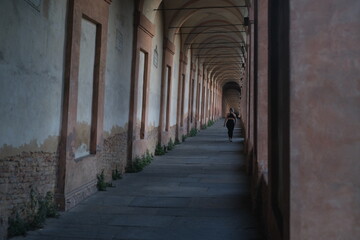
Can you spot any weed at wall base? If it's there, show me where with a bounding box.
[96,170,107,191]
[207,119,215,127]
[182,134,187,142]
[126,150,154,173]
[189,128,198,137]
[7,190,59,238]
[112,168,123,180]
[97,169,117,191]
[8,214,27,238]
[167,138,175,151]
[155,143,165,156]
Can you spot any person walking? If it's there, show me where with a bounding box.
[224,108,237,142]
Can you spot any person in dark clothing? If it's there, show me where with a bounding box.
[224,108,237,142]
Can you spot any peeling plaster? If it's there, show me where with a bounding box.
[103,123,128,138]
[0,135,59,159]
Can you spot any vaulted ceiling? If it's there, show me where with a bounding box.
[140,0,247,112]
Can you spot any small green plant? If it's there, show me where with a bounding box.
[167,138,175,151]
[201,124,207,130]
[132,157,147,172]
[127,150,154,173]
[175,138,181,145]
[182,134,187,142]
[28,189,46,230]
[145,150,153,163]
[207,119,215,127]
[189,128,198,137]
[155,143,165,156]
[43,192,59,218]
[8,213,27,238]
[112,168,122,180]
[97,170,107,191]
[7,190,59,238]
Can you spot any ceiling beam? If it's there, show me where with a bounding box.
[185,41,244,45]
[169,24,245,29]
[176,30,246,35]
[154,5,247,11]
[190,46,243,49]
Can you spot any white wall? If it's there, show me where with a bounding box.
[193,59,199,116]
[104,0,134,134]
[0,0,67,157]
[164,66,170,130]
[198,63,203,120]
[170,35,181,125]
[75,18,97,158]
[142,0,162,22]
[136,51,146,128]
[183,50,191,117]
[148,9,163,127]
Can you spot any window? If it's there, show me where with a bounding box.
[75,17,99,159]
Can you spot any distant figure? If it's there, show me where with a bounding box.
[224,108,237,142]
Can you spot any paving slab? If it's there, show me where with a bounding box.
[12,120,264,240]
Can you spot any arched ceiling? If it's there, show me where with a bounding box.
[223,82,242,114]
[141,0,248,109]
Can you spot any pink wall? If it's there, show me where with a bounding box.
[290,1,360,239]
[256,0,269,174]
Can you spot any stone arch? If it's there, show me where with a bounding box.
[138,0,163,23]
[222,81,242,116]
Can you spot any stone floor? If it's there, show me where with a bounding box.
[13,120,264,240]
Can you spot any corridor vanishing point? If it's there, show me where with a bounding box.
[0,0,359,240]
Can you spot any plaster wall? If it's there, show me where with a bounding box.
[242,92,247,121]
[248,8,255,155]
[0,0,67,158]
[0,1,66,237]
[142,0,162,23]
[183,50,191,117]
[290,1,360,239]
[104,0,134,135]
[163,66,170,130]
[170,35,180,125]
[194,62,202,121]
[148,9,163,127]
[193,61,199,119]
[198,70,203,121]
[256,0,269,172]
[75,18,96,159]
[136,51,146,130]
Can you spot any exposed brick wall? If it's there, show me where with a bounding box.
[0,130,129,238]
[146,127,159,155]
[0,152,57,239]
[168,125,177,143]
[100,131,128,180]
